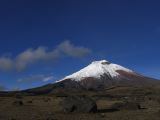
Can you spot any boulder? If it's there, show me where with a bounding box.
[60,96,97,113]
[110,101,140,111]
[13,100,24,106]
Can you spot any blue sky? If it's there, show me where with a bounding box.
[0,0,160,90]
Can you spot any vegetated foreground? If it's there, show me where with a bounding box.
[0,86,160,120]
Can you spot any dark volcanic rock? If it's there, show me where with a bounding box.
[60,96,97,113]
[13,100,24,106]
[110,101,140,111]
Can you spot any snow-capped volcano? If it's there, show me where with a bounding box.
[24,60,160,93]
[55,60,158,90]
[61,60,134,81]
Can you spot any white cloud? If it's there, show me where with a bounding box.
[11,87,21,91]
[17,74,55,83]
[42,76,54,82]
[0,85,6,91]
[58,40,91,58]
[0,57,13,71]
[15,47,60,71]
[0,40,91,71]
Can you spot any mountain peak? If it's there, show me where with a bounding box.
[91,60,111,65]
[54,59,160,90]
[59,59,134,82]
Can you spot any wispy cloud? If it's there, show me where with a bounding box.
[0,40,91,71]
[0,85,6,91]
[58,40,91,58]
[15,47,60,71]
[17,74,55,83]
[11,87,21,91]
[0,57,13,71]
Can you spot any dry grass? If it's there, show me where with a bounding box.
[0,86,160,120]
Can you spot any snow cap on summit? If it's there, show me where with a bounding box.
[91,60,110,65]
[60,59,133,81]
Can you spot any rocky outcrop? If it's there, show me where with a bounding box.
[60,96,97,113]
